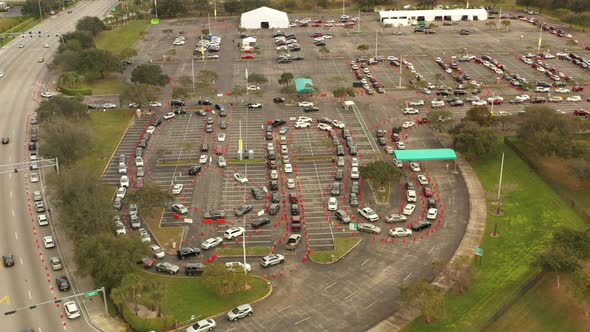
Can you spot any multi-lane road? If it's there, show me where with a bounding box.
[0,2,116,331]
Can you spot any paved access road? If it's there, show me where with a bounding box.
[0,2,116,331]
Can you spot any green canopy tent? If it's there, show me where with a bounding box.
[294,78,315,94]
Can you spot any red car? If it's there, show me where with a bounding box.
[490,99,503,105]
[215,146,223,155]
[310,33,322,38]
[241,54,254,59]
[573,109,589,116]
[417,118,430,124]
[572,86,584,92]
[243,48,254,53]
[423,187,433,197]
[312,23,321,27]
[392,133,401,142]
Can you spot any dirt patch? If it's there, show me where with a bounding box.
[545,273,590,325]
[537,155,589,193]
[128,302,158,319]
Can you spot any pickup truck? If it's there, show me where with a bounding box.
[285,234,301,250]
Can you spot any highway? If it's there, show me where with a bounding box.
[0,1,116,331]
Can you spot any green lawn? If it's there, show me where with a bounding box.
[311,237,362,263]
[88,78,127,95]
[76,110,134,173]
[143,208,184,251]
[0,17,24,32]
[96,20,149,55]
[403,141,587,331]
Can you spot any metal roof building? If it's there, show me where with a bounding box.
[379,8,488,27]
[240,6,289,30]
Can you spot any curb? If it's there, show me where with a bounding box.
[310,238,363,265]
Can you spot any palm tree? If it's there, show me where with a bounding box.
[319,47,330,55]
[501,20,511,31]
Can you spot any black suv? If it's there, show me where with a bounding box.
[56,275,70,291]
[251,217,271,228]
[303,106,319,112]
[2,254,14,267]
[273,97,285,103]
[251,188,265,200]
[269,180,279,191]
[204,210,226,220]
[185,263,205,276]
[234,204,253,217]
[177,247,201,259]
[197,100,213,105]
[188,165,202,175]
[411,220,432,231]
[271,119,286,127]
[171,100,185,106]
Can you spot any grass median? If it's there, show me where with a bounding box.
[310,237,362,264]
[96,20,149,55]
[403,141,587,331]
[88,78,127,95]
[142,208,184,251]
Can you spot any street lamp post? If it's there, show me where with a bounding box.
[37,0,43,20]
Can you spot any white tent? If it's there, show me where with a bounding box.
[240,6,289,30]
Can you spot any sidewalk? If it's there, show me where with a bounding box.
[368,155,488,331]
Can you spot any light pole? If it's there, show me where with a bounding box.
[536,24,543,53]
[398,54,403,87]
[154,0,158,19]
[37,0,43,20]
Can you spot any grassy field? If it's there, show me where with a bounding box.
[311,237,362,263]
[143,208,184,251]
[96,20,149,55]
[0,17,24,32]
[403,141,587,331]
[88,78,127,95]
[217,246,271,257]
[488,270,590,332]
[76,110,134,173]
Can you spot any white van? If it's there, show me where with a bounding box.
[118,162,127,175]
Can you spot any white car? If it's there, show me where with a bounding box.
[43,236,55,248]
[351,157,360,167]
[358,207,379,222]
[427,208,438,220]
[406,190,417,203]
[284,163,293,173]
[64,301,81,319]
[146,126,156,134]
[350,167,359,179]
[410,162,421,172]
[30,173,40,183]
[270,169,279,180]
[149,101,162,107]
[247,85,261,91]
[331,120,345,128]
[389,227,413,238]
[385,213,407,223]
[287,178,296,189]
[567,96,582,102]
[43,43,49,48]
[297,116,313,122]
[173,39,185,45]
[554,88,570,94]
[403,204,416,216]
[116,187,127,199]
[102,103,117,109]
[516,94,530,101]
[218,133,226,142]
[247,103,262,108]
[37,214,49,226]
[234,173,248,183]
[164,112,175,120]
[431,99,445,108]
[225,261,251,272]
[295,121,311,129]
[18,43,24,48]
[299,101,314,107]
[120,175,129,187]
[548,96,563,102]
[40,91,53,98]
[317,123,332,131]
[328,197,338,211]
[150,244,166,258]
[171,203,188,214]
[409,100,425,106]
[402,121,415,128]
[395,141,406,150]
[135,157,144,167]
[187,319,217,332]
[199,155,208,164]
[393,158,403,168]
[201,237,223,249]
[171,184,184,195]
[535,86,550,93]
[224,227,245,240]
[115,220,126,235]
[417,174,429,185]
[402,108,419,115]
[472,100,487,106]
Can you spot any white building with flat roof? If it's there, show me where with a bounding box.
[379,8,488,27]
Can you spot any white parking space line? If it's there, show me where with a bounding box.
[382,266,391,273]
[294,316,312,325]
[344,290,358,300]
[428,246,436,254]
[278,304,294,312]
[361,258,370,266]
[365,301,378,309]
[403,272,413,281]
[324,282,337,290]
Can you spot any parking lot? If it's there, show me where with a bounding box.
[95,11,590,331]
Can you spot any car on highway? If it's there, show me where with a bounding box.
[2,254,14,267]
[156,262,180,274]
[224,227,245,240]
[30,173,39,183]
[234,173,248,183]
[357,223,381,234]
[287,178,296,189]
[56,275,70,291]
[358,207,379,222]
[35,200,46,212]
[403,204,416,216]
[201,237,223,249]
[406,190,417,202]
[177,247,200,259]
[402,121,415,129]
[40,91,53,98]
[227,304,254,321]
[171,203,188,214]
[389,227,413,237]
[199,154,209,164]
[186,319,217,332]
[43,236,55,248]
[217,156,227,168]
[37,214,48,226]
[120,175,129,187]
[64,301,81,319]
[284,163,293,173]
[102,103,117,109]
[385,213,407,223]
[171,184,184,195]
[260,254,285,267]
[149,101,162,107]
[188,165,202,175]
[225,262,252,272]
[146,126,156,134]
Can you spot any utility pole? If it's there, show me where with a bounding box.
[191,57,195,95]
[536,24,543,53]
[37,0,42,20]
[154,0,158,19]
[375,30,378,58]
[495,152,505,216]
[398,54,403,87]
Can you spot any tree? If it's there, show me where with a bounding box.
[75,16,107,36]
[433,73,444,87]
[416,0,437,9]
[332,87,356,98]
[400,281,445,324]
[449,122,497,160]
[172,87,189,100]
[131,64,170,86]
[357,44,369,52]
[427,110,454,132]
[278,72,294,86]
[119,48,138,60]
[202,263,248,296]
[126,183,174,209]
[36,96,88,122]
[77,48,123,78]
[193,0,210,15]
[59,72,86,89]
[121,83,161,108]
[21,0,60,17]
[247,73,268,85]
[142,278,166,317]
[517,106,574,156]
[501,20,511,31]
[536,246,580,288]
[75,234,149,291]
[486,21,496,31]
[319,46,330,55]
[570,159,590,180]
[40,119,93,165]
[156,0,186,17]
[58,31,96,53]
[223,0,241,15]
[570,270,590,316]
[436,256,474,294]
[360,160,403,190]
[551,228,590,260]
[465,106,495,127]
[117,273,144,314]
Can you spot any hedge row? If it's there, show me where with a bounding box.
[122,305,175,332]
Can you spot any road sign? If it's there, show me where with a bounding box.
[85,290,100,298]
[238,139,243,150]
[150,18,160,25]
[475,247,484,256]
[349,223,358,231]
